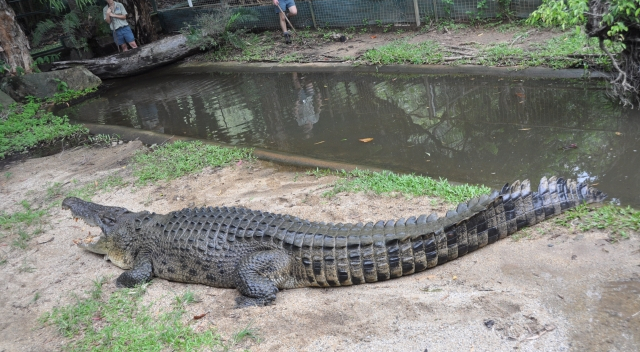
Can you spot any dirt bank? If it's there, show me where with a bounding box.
[186,24,604,70]
[1,141,639,351]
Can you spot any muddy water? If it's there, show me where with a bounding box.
[59,68,640,206]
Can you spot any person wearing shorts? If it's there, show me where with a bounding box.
[272,0,297,44]
[104,0,138,52]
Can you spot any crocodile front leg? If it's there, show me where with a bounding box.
[116,254,153,288]
[234,250,296,308]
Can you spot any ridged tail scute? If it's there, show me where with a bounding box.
[296,176,605,287]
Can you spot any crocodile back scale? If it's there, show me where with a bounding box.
[62,176,606,307]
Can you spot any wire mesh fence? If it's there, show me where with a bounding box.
[156,0,543,33]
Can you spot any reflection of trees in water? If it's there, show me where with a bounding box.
[61,71,639,204]
[373,75,637,184]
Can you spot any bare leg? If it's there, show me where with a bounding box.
[128,41,138,49]
[288,5,297,19]
[278,11,287,33]
[120,43,128,52]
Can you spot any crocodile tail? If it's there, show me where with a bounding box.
[313,177,606,287]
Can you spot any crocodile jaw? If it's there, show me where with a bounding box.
[63,197,135,269]
[75,235,108,255]
[73,234,133,269]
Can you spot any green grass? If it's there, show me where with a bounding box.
[0,200,47,248]
[362,39,445,65]
[477,43,526,66]
[280,52,305,63]
[65,176,128,202]
[0,200,47,230]
[46,87,98,104]
[556,204,640,240]
[174,290,197,306]
[210,33,278,62]
[40,279,223,351]
[132,141,253,185]
[45,175,128,205]
[224,324,260,351]
[322,169,491,204]
[1,175,128,249]
[0,98,88,159]
[477,31,617,69]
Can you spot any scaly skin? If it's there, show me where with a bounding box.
[62,176,606,307]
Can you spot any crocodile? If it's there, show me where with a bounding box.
[62,176,606,307]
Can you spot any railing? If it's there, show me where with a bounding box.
[156,0,542,33]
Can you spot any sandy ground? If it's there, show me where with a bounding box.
[1,141,639,352]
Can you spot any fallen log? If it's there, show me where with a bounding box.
[51,35,201,79]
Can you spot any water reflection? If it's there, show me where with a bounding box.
[60,69,640,206]
[293,72,323,138]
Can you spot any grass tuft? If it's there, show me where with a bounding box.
[132,141,253,185]
[0,200,47,230]
[323,169,491,204]
[175,290,198,306]
[0,98,87,159]
[223,324,260,351]
[0,200,47,248]
[64,176,128,202]
[556,204,639,240]
[41,279,222,351]
[46,87,98,105]
[362,39,444,65]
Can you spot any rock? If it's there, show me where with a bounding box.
[484,319,495,328]
[0,67,101,102]
[330,33,347,42]
[0,89,16,108]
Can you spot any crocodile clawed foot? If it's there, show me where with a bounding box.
[235,295,275,308]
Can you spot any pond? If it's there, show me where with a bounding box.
[59,66,640,207]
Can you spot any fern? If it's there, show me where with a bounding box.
[44,0,96,14]
[32,5,107,51]
[182,6,258,50]
[62,11,86,49]
[32,19,57,47]
[226,8,259,31]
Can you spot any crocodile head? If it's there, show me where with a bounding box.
[62,197,137,269]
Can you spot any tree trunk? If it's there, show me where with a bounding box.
[0,0,33,74]
[120,0,158,46]
[51,34,200,79]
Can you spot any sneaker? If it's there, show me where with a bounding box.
[284,31,291,44]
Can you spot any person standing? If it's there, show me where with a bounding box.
[272,0,297,44]
[104,0,138,52]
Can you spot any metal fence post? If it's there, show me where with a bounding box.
[433,0,438,21]
[413,0,420,26]
[308,0,318,29]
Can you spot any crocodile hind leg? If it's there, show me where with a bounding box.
[234,250,295,308]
